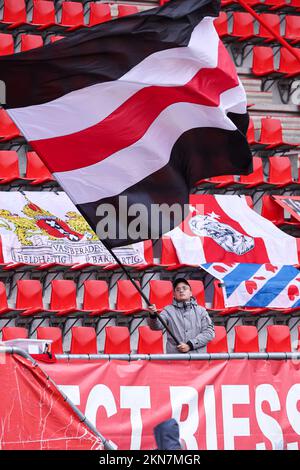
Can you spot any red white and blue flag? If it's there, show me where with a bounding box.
[0,0,252,246]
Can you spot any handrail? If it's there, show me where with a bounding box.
[54,352,300,360]
[236,0,300,64]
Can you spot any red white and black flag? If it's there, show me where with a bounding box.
[0,0,252,247]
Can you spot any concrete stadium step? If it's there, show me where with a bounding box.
[246,91,273,105]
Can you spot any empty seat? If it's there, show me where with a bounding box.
[137,326,163,354]
[25,151,55,185]
[230,12,259,42]
[278,47,300,77]
[258,14,281,43]
[37,327,63,354]
[1,0,27,29]
[16,280,44,316]
[259,116,298,150]
[266,325,291,352]
[0,150,21,183]
[267,156,294,188]
[0,281,11,315]
[214,12,230,40]
[114,280,144,315]
[234,325,259,352]
[0,109,21,141]
[284,15,300,44]
[2,327,28,341]
[88,3,112,27]
[70,327,97,354]
[117,5,139,17]
[59,2,84,30]
[252,46,278,77]
[239,156,266,188]
[149,280,173,313]
[246,117,267,150]
[261,194,285,225]
[188,280,205,307]
[49,35,65,43]
[207,326,228,353]
[30,0,56,29]
[50,280,78,316]
[20,34,43,52]
[83,280,115,316]
[0,33,14,55]
[104,326,131,354]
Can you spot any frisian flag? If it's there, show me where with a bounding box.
[0,0,252,247]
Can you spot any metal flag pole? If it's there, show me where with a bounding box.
[100,239,181,346]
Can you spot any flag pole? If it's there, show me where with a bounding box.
[100,239,181,346]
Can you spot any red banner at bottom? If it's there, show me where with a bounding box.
[41,359,300,450]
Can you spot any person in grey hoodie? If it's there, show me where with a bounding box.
[148,278,215,354]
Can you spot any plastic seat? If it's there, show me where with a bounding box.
[117,5,139,18]
[0,281,12,315]
[0,33,14,55]
[266,325,291,352]
[2,327,28,341]
[239,156,266,188]
[59,2,85,31]
[16,280,44,317]
[231,12,260,43]
[284,15,300,44]
[115,280,145,315]
[0,150,22,184]
[1,0,27,29]
[234,325,259,352]
[252,46,279,77]
[49,35,65,43]
[259,116,298,150]
[267,156,295,188]
[20,34,43,52]
[70,327,97,354]
[83,280,116,316]
[37,327,63,354]
[104,326,131,354]
[278,47,300,77]
[214,12,231,40]
[188,280,205,307]
[24,151,55,185]
[88,3,112,26]
[247,117,267,150]
[50,280,78,316]
[31,0,56,30]
[258,14,281,43]
[149,280,173,313]
[137,326,163,354]
[261,194,285,225]
[206,326,228,353]
[0,109,21,141]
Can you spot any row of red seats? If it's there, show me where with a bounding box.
[1,324,298,354]
[215,12,300,45]
[0,150,54,185]
[197,155,300,190]
[0,32,67,55]
[221,0,300,12]
[0,278,298,319]
[247,116,299,151]
[0,1,138,31]
[252,46,300,78]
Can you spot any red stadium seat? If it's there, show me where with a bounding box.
[1,0,27,29]
[59,2,84,31]
[259,116,298,151]
[239,156,266,189]
[115,280,145,315]
[17,280,44,317]
[50,280,78,316]
[230,12,260,42]
[117,5,139,18]
[214,12,231,40]
[0,33,14,55]
[261,195,285,225]
[70,327,97,354]
[246,117,267,150]
[267,156,295,188]
[0,281,12,315]
[24,151,55,185]
[252,46,279,77]
[234,325,259,352]
[83,280,117,316]
[137,326,163,354]
[258,14,281,43]
[104,326,131,354]
[284,15,300,44]
[0,150,21,184]
[49,35,65,43]
[149,280,173,313]
[263,0,290,10]
[37,327,63,354]
[2,327,28,341]
[31,0,56,29]
[278,47,300,77]
[0,109,21,141]
[266,325,291,352]
[207,326,228,353]
[188,280,205,307]
[88,3,112,27]
[20,34,43,52]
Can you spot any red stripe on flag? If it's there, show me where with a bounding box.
[31,41,239,173]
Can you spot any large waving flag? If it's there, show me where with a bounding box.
[0,0,252,247]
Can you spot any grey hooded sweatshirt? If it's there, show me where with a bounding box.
[148,297,215,353]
